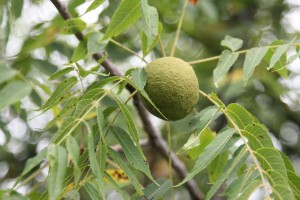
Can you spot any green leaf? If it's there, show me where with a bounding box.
[61,18,87,35]
[111,93,139,143]
[140,0,159,46]
[0,80,32,111]
[21,149,47,177]
[53,117,77,143]
[110,126,155,183]
[143,179,172,200]
[73,88,104,118]
[47,144,68,200]
[236,179,261,200]
[178,106,218,153]
[66,136,81,183]
[103,0,141,40]
[71,40,87,62]
[130,68,147,91]
[225,169,259,200]
[11,0,23,19]
[107,147,144,195]
[268,38,296,70]
[86,122,105,182]
[242,123,273,150]
[243,47,268,86]
[206,146,249,200]
[208,151,229,184]
[87,32,108,56]
[84,182,102,200]
[177,128,236,186]
[48,67,74,80]
[0,65,17,84]
[213,50,239,87]
[39,76,78,111]
[209,93,225,108]
[226,103,258,129]
[221,35,243,52]
[84,0,105,14]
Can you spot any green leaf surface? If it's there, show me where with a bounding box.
[206,146,249,200]
[236,179,261,200]
[177,128,236,186]
[84,0,105,14]
[11,0,23,19]
[21,149,47,177]
[140,0,159,46]
[213,50,239,87]
[268,38,296,70]
[243,47,268,86]
[61,18,87,35]
[226,103,258,129]
[39,76,77,111]
[208,151,229,184]
[178,106,218,153]
[110,126,155,182]
[0,80,32,111]
[84,182,102,200]
[221,35,243,51]
[130,68,147,91]
[47,144,68,200]
[71,40,87,62]
[103,0,141,40]
[66,136,81,183]
[0,65,17,84]
[111,93,139,143]
[53,117,77,143]
[87,32,108,56]
[107,147,144,195]
[48,67,74,80]
[143,179,172,200]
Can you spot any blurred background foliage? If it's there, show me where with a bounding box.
[0,0,300,198]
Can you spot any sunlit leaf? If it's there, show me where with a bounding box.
[84,0,105,14]
[130,68,147,91]
[103,0,141,40]
[213,50,239,87]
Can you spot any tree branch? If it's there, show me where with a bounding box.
[50,1,204,199]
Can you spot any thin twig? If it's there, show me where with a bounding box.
[170,0,189,57]
[158,35,166,57]
[50,1,204,199]
[110,39,148,64]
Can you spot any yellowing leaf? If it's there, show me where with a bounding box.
[104,169,130,184]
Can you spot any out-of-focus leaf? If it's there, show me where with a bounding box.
[177,128,236,186]
[213,50,239,87]
[143,179,172,200]
[208,151,228,183]
[11,0,23,19]
[0,65,17,84]
[221,35,243,52]
[140,0,159,47]
[20,149,47,177]
[61,18,86,35]
[71,40,87,62]
[103,0,141,40]
[243,47,268,86]
[87,32,108,56]
[66,136,81,184]
[0,80,32,111]
[84,182,101,200]
[39,76,77,111]
[48,67,74,80]
[47,144,68,200]
[53,117,77,143]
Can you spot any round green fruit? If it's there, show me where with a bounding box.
[143,57,199,121]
